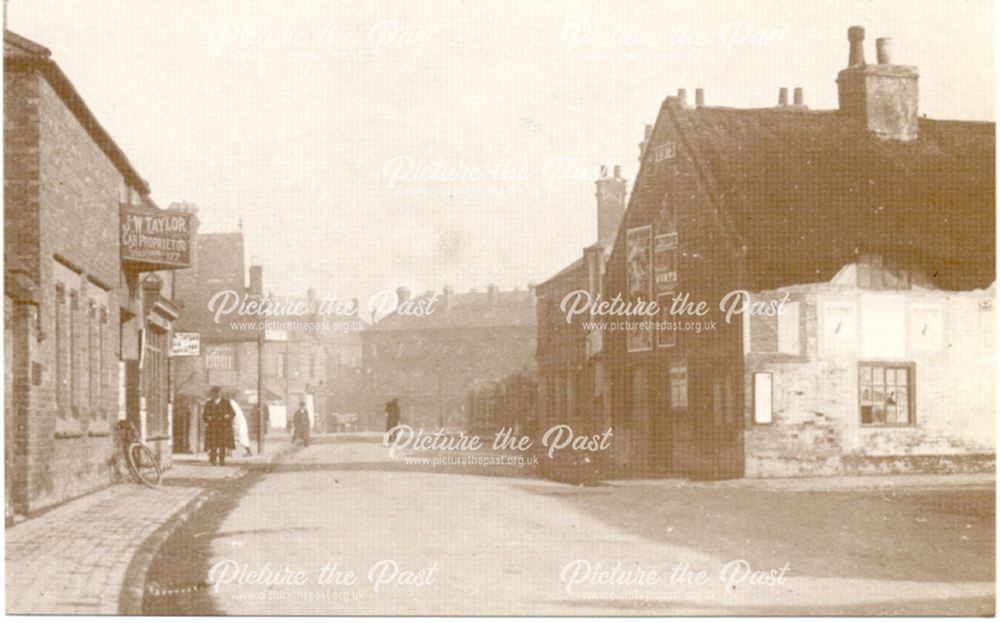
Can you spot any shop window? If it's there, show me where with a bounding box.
[857,254,911,290]
[860,363,913,425]
[144,326,169,437]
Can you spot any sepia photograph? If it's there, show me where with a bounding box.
[2,0,996,616]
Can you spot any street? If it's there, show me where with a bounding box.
[142,434,995,616]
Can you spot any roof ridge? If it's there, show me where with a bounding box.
[3,30,50,57]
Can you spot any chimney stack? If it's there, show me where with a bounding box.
[837,26,918,141]
[594,164,628,243]
[695,88,704,108]
[676,88,687,107]
[487,283,499,305]
[848,25,865,66]
[249,265,263,296]
[778,87,788,106]
[793,87,804,106]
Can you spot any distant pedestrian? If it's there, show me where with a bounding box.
[203,387,235,465]
[385,398,401,443]
[229,392,252,456]
[292,401,311,447]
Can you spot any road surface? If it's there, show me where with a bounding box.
[143,434,995,615]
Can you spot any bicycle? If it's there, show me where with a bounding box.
[116,420,162,488]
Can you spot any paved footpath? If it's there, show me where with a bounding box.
[6,436,296,615]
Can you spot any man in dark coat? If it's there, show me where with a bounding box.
[292,401,311,447]
[385,398,401,443]
[203,386,235,465]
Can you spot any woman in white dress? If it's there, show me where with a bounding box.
[229,394,252,456]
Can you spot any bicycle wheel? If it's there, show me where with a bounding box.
[127,442,162,487]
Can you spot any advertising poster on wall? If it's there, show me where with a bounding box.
[626,225,652,352]
[653,232,678,294]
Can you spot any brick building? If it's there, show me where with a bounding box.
[362,286,536,431]
[4,30,192,518]
[534,166,627,446]
[171,232,257,451]
[602,27,995,479]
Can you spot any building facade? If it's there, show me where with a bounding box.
[171,232,258,451]
[362,285,536,431]
[172,234,366,446]
[602,26,995,479]
[534,166,626,466]
[5,31,192,518]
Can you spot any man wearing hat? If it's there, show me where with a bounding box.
[203,386,235,465]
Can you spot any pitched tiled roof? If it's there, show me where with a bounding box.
[538,257,585,289]
[369,288,536,331]
[663,101,995,291]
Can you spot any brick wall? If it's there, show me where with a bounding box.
[4,72,41,278]
[745,280,996,477]
[604,102,746,478]
[5,68,126,513]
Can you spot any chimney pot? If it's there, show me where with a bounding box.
[778,87,788,106]
[695,88,704,108]
[847,25,865,66]
[676,88,687,107]
[876,37,893,64]
[837,28,918,141]
[599,164,608,178]
[613,165,621,178]
[396,286,410,304]
[793,87,804,106]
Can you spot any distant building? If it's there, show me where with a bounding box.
[4,30,194,518]
[172,232,259,451]
[534,166,627,449]
[602,27,995,479]
[465,370,537,438]
[362,285,536,430]
[172,233,366,447]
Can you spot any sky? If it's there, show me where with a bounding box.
[9,0,996,310]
